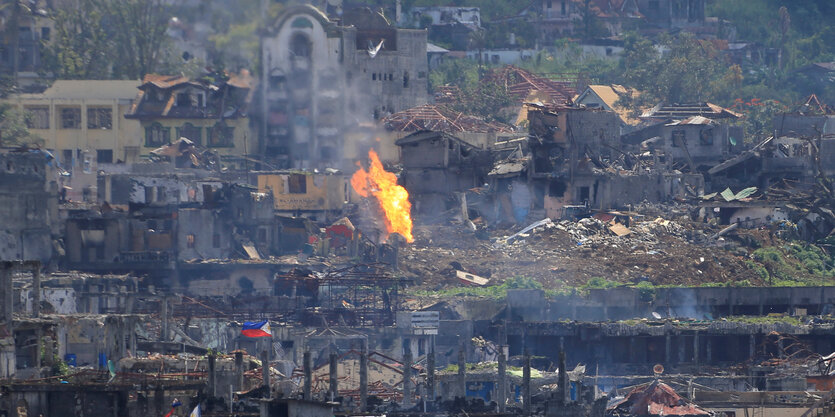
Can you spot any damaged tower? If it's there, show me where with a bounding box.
[261,5,430,169]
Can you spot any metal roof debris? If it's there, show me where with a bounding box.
[609,380,712,416]
[382,104,513,133]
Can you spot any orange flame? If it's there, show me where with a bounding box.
[351,149,414,243]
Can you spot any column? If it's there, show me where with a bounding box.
[402,350,412,407]
[235,351,244,391]
[497,349,506,412]
[457,348,466,399]
[328,352,338,401]
[208,352,216,398]
[523,351,531,414]
[261,350,270,398]
[303,350,312,400]
[359,351,368,411]
[32,263,40,318]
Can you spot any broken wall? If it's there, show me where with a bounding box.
[177,208,233,261]
[257,172,348,215]
[178,264,274,297]
[773,113,835,137]
[0,152,57,262]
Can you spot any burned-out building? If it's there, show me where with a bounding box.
[623,103,744,172]
[256,170,350,222]
[261,5,430,169]
[379,103,516,162]
[0,151,59,263]
[772,95,835,138]
[125,72,256,167]
[65,170,289,273]
[641,116,743,172]
[441,104,708,224]
[396,131,492,215]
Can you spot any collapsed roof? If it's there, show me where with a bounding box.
[608,380,712,416]
[382,104,513,133]
[641,102,741,120]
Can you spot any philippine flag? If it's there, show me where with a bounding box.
[241,320,272,338]
[189,404,201,417]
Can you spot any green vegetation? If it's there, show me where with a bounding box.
[41,339,70,376]
[725,315,804,326]
[441,362,524,373]
[583,277,621,290]
[428,0,835,142]
[408,276,542,299]
[0,104,41,147]
[429,59,514,123]
[44,0,180,79]
[749,242,835,286]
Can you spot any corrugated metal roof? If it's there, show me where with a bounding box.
[641,102,742,119]
[609,380,712,416]
[665,115,715,126]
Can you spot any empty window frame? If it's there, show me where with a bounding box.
[61,107,81,129]
[24,106,49,129]
[87,108,112,129]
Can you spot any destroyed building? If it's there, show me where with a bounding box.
[479,105,703,223]
[772,94,835,137]
[260,5,430,169]
[256,170,350,222]
[607,380,712,417]
[574,84,642,134]
[396,131,492,215]
[125,71,256,168]
[0,151,59,263]
[380,103,515,162]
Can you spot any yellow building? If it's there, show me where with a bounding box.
[256,171,349,219]
[125,72,257,167]
[3,80,143,166]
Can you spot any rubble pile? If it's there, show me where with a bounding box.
[401,215,765,290]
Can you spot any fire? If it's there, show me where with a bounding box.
[351,149,414,243]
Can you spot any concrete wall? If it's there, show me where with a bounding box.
[177,208,233,261]
[3,83,143,165]
[544,286,835,321]
[257,172,348,212]
[0,152,57,262]
[773,114,835,137]
[262,5,429,169]
[137,117,255,164]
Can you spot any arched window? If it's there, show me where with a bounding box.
[145,122,170,147]
[177,123,202,145]
[291,17,313,28]
[208,122,235,147]
[290,33,311,58]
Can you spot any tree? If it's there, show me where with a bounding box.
[97,0,174,79]
[43,2,112,79]
[572,0,605,40]
[618,33,737,108]
[43,0,180,79]
[0,104,42,147]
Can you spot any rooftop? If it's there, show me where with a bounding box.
[641,102,742,120]
[382,104,513,133]
[16,80,141,100]
[488,66,576,105]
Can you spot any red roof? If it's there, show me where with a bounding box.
[609,381,712,416]
[487,66,576,105]
[434,85,462,105]
[382,104,513,133]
